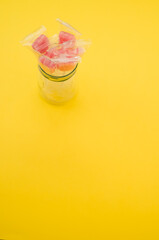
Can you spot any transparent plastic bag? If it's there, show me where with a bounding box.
[21,19,91,75]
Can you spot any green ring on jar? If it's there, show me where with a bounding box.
[38,64,78,82]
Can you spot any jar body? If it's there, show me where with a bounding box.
[38,65,78,104]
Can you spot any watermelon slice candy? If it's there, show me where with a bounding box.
[59,31,76,49]
[59,31,76,44]
[32,34,49,54]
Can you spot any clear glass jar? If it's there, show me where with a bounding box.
[38,64,78,104]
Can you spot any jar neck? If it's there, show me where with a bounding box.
[38,64,78,82]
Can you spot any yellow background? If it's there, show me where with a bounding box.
[1,0,159,239]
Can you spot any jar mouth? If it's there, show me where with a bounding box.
[38,64,78,82]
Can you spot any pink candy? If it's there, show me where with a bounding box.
[59,31,76,44]
[32,34,49,53]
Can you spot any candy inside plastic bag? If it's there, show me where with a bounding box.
[21,19,91,75]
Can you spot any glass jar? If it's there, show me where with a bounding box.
[38,64,78,104]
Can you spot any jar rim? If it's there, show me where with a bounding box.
[38,64,78,82]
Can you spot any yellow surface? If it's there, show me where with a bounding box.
[1,0,159,239]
